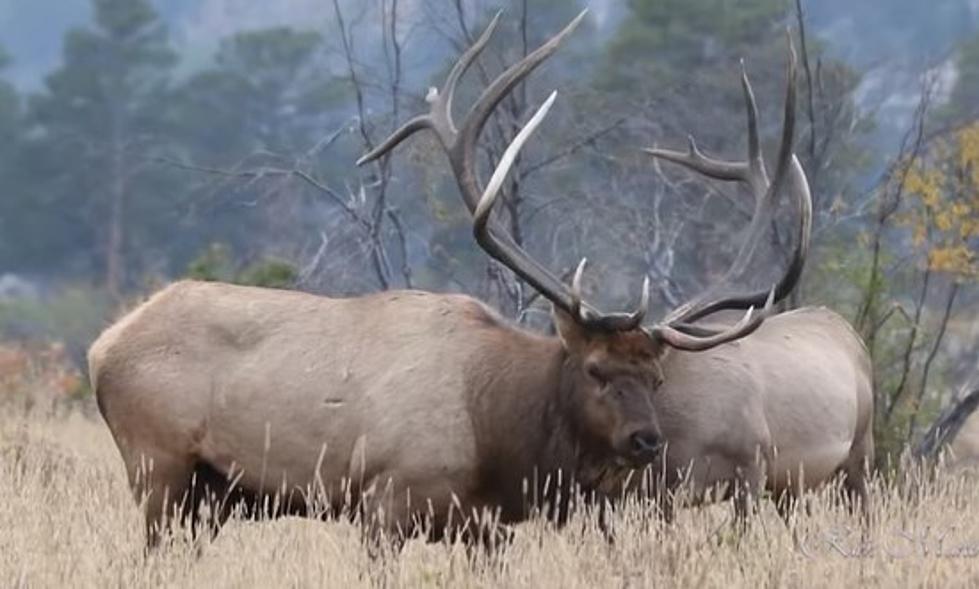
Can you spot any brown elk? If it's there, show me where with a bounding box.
[90,11,777,549]
[640,45,874,522]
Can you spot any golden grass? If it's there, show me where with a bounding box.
[3,407,979,588]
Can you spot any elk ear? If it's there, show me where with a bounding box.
[552,305,590,352]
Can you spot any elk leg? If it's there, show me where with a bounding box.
[732,465,763,533]
[596,499,614,544]
[774,488,814,524]
[655,487,676,525]
[183,460,249,545]
[130,450,195,550]
[458,520,515,563]
[840,465,870,523]
[357,476,411,557]
[839,428,873,524]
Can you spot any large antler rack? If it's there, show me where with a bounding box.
[358,10,649,332]
[642,36,813,347]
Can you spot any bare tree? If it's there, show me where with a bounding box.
[914,379,979,460]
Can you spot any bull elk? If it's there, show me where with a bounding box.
[90,11,777,549]
[641,44,874,521]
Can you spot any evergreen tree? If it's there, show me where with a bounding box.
[170,27,345,265]
[23,0,177,295]
[0,47,24,273]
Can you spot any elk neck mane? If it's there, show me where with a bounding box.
[460,309,633,501]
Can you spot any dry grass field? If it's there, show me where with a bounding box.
[3,401,979,588]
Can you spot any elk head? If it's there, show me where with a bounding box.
[357,11,803,467]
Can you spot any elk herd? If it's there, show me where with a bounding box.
[88,10,875,550]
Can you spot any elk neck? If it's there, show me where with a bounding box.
[464,324,614,516]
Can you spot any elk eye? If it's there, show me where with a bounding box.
[586,364,607,385]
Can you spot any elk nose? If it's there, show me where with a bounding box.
[628,430,662,460]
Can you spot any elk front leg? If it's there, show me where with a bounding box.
[733,463,764,534]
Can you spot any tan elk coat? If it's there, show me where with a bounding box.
[90,280,666,545]
[652,307,874,514]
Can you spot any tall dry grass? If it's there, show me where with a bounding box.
[3,401,979,587]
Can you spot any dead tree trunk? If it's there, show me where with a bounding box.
[914,387,979,460]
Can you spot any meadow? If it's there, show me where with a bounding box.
[3,395,979,589]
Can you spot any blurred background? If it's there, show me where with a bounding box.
[0,0,977,464]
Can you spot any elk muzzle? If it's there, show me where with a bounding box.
[624,427,663,465]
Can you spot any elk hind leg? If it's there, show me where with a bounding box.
[840,443,873,523]
[129,450,195,550]
[183,460,251,545]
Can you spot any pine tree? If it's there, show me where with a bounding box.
[26,0,177,295]
[0,46,24,272]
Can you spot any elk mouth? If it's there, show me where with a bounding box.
[627,447,664,467]
[613,451,662,470]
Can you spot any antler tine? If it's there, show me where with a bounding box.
[642,135,748,183]
[441,10,503,135]
[474,91,558,227]
[760,30,799,220]
[740,59,767,191]
[570,257,588,318]
[457,10,588,167]
[357,115,431,166]
[772,154,811,299]
[570,260,649,328]
[649,288,775,351]
[570,259,649,328]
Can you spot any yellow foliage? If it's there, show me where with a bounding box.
[899,123,979,277]
[903,165,943,209]
[928,245,975,275]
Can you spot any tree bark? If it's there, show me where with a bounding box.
[106,136,126,300]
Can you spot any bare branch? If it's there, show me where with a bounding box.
[885,265,932,420]
[855,78,934,334]
[386,208,413,288]
[521,115,628,177]
[908,282,961,440]
[158,156,372,227]
[332,0,372,150]
[298,231,330,286]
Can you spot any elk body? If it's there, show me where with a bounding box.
[91,12,775,548]
[90,282,664,547]
[950,411,979,471]
[652,307,874,519]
